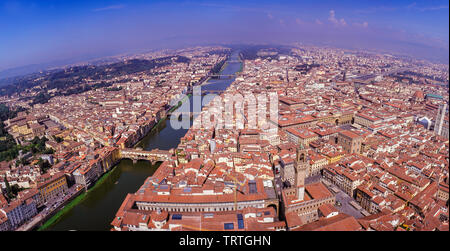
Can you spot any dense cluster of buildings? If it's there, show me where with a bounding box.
[1,45,449,231]
[111,46,449,231]
[0,171,70,230]
[0,46,230,231]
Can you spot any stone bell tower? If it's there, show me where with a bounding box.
[295,144,309,201]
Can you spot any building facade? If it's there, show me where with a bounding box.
[37,172,68,205]
[337,130,362,154]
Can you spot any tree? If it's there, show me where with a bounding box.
[4,175,10,193]
[52,135,63,143]
[10,184,24,197]
[20,157,29,166]
[43,148,54,154]
[38,158,51,174]
[4,175,13,200]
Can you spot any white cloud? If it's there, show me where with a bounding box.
[407,2,448,12]
[353,21,369,28]
[407,2,417,9]
[93,4,126,12]
[416,5,448,11]
[328,9,346,26]
[328,10,337,24]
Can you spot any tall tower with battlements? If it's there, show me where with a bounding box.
[294,145,309,201]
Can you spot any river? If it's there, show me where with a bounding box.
[44,50,242,231]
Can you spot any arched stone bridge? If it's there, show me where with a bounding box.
[119,148,173,164]
[209,74,235,79]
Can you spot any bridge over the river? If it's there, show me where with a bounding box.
[209,74,236,79]
[119,148,173,164]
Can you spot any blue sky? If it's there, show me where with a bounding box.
[0,0,448,71]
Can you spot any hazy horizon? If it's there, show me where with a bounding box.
[1,0,448,74]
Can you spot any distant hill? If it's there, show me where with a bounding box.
[237,44,294,60]
[0,55,191,105]
[0,64,50,85]
[0,52,134,85]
